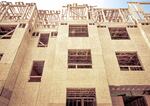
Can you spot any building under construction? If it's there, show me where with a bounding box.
[0,1,150,106]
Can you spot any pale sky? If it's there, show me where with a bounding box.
[4,0,150,11]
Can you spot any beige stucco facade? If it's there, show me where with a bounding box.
[0,1,150,106]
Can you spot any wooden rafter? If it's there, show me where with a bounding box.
[0,1,35,22]
[38,10,60,28]
[62,3,90,20]
[0,1,149,24]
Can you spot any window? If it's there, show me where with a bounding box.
[38,33,49,47]
[68,49,92,69]
[89,23,95,25]
[29,61,45,82]
[66,88,96,106]
[116,52,143,71]
[127,25,137,28]
[143,90,150,95]
[123,96,147,106]
[109,27,130,39]
[19,23,26,28]
[51,32,58,37]
[0,25,17,39]
[110,86,149,106]
[32,32,39,37]
[0,53,3,61]
[61,23,67,25]
[97,25,106,28]
[141,23,150,25]
[69,25,88,37]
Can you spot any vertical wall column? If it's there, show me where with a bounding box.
[0,24,29,106]
[144,96,150,106]
[111,96,124,106]
[138,25,150,48]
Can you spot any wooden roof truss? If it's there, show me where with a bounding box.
[37,10,60,28]
[62,3,90,20]
[0,2,149,25]
[128,2,150,22]
[0,1,36,22]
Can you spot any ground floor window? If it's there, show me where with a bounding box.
[66,88,96,106]
[110,85,149,106]
[123,96,147,106]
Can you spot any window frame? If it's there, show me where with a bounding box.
[109,27,130,40]
[18,23,26,28]
[69,25,89,37]
[0,25,17,39]
[51,31,58,37]
[32,32,39,37]
[68,49,92,69]
[66,88,96,106]
[0,53,3,61]
[28,60,45,82]
[37,33,50,47]
[115,52,144,71]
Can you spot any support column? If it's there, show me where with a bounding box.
[111,96,124,106]
[144,95,150,106]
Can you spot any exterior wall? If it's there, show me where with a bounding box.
[98,24,150,85]
[0,21,149,106]
[139,25,150,48]
[8,21,112,106]
[0,1,150,106]
[0,22,30,105]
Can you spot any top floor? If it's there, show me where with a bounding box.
[0,1,149,29]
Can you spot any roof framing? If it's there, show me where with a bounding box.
[0,1,149,26]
